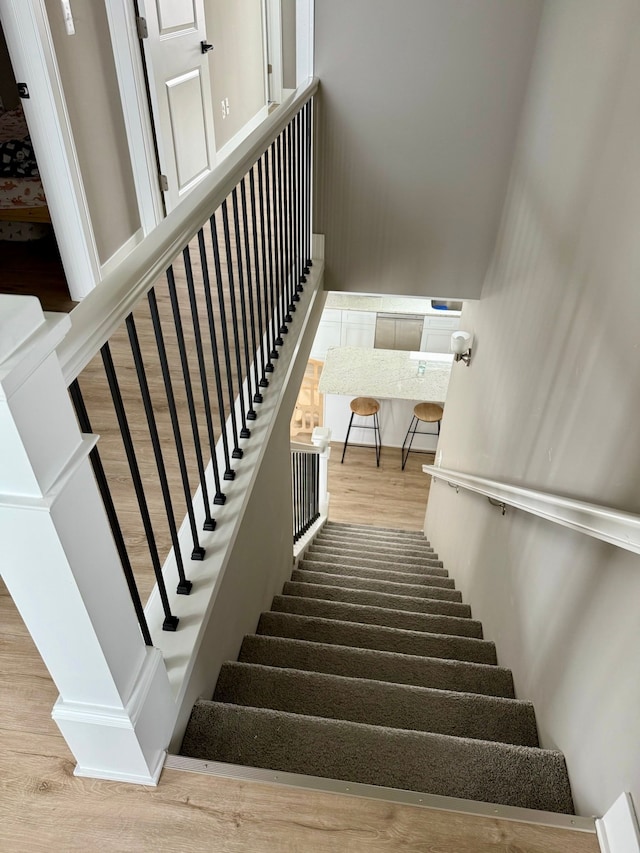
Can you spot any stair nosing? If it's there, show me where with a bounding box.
[282,581,471,615]
[272,595,482,638]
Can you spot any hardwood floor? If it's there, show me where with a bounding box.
[327,441,433,530]
[0,230,75,312]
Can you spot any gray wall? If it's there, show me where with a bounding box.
[281,0,297,89]
[314,0,542,299]
[206,0,266,150]
[425,0,640,816]
[45,0,140,265]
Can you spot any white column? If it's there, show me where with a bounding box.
[311,425,331,516]
[0,295,174,784]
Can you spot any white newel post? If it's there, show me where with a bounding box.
[0,296,174,784]
[311,426,331,517]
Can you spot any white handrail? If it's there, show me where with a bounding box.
[424,464,640,556]
[58,77,319,386]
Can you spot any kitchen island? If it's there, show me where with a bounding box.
[318,346,453,453]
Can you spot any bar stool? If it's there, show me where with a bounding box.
[401,402,443,470]
[341,397,381,467]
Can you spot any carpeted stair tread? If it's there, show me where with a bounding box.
[292,568,463,601]
[213,662,538,746]
[305,549,445,572]
[282,581,471,618]
[299,559,454,588]
[307,545,442,569]
[257,611,497,665]
[313,531,435,550]
[238,635,515,697]
[271,595,483,639]
[180,702,574,814]
[313,536,436,558]
[323,521,429,537]
[322,522,430,543]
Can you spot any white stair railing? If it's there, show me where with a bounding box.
[292,427,331,558]
[424,464,640,555]
[0,78,320,785]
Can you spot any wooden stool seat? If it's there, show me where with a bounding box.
[350,397,380,417]
[401,401,443,470]
[341,397,382,466]
[414,402,443,423]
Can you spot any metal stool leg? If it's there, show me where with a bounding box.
[401,415,419,470]
[373,410,381,467]
[341,412,355,463]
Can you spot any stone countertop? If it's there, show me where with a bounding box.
[318,346,453,402]
[324,292,461,317]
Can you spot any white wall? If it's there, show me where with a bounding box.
[426,0,640,817]
[205,0,266,150]
[314,0,542,299]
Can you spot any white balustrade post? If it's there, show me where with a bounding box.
[0,295,174,784]
[312,426,331,516]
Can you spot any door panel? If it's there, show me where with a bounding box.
[156,0,196,33]
[139,0,216,211]
[167,70,211,189]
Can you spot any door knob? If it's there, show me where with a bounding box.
[201,41,214,54]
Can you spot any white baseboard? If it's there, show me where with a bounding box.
[596,793,640,853]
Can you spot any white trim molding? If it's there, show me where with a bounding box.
[424,465,640,556]
[103,0,165,234]
[0,0,101,299]
[596,793,640,853]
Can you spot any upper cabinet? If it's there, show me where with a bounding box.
[310,296,462,360]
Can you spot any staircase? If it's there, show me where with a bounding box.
[180,521,574,814]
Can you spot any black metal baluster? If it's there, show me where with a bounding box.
[166,267,217,526]
[182,242,226,504]
[197,228,235,481]
[268,142,284,348]
[257,156,275,370]
[287,120,300,307]
[284,123,294,314]
[210,213,243,458]
[221,199,250,439]
[295,111,305,290]
[241,174,263,403]
[101,341,178,632]
[304,99,312,273]
[292,453,299,540]
[147,287,211,545]
[126,313,193,593]
[69,379,153,646]
[230,189,257,422]
[276,133,290,331]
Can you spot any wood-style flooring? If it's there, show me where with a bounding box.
[0,230,75,312]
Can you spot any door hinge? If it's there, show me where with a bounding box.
[159,173,169,192]
[17,83,30,99]
[136,16,148,39]
[267,63,273,74]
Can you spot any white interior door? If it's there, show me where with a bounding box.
[139,0,217,212]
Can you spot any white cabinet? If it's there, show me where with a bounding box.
[340,310,376,349]
[420,313,460,353]
[311,308,375,359]
[310,308,342,360]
